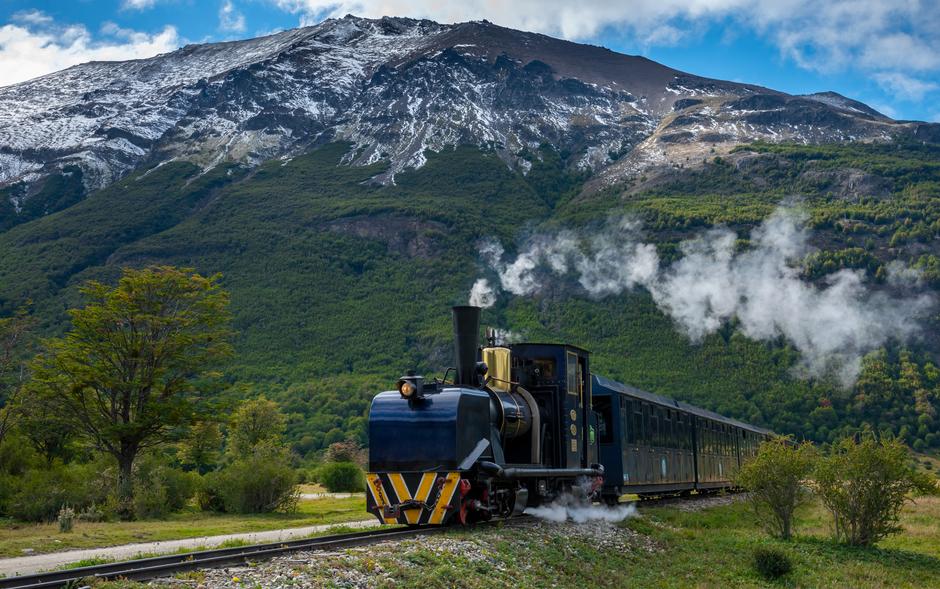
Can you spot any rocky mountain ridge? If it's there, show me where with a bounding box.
[0,15,937,220]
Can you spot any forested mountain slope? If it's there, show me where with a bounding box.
[0,140,937,454]
[0,16,938,456]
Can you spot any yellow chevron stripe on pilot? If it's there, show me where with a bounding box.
[387,473,421,525]
[415,473,436,502]
[388,473,411,502]
[406,473,437,525]
[429,472,461,524]
[366,473,397,524]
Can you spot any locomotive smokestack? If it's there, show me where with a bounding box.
[452,306,481,387]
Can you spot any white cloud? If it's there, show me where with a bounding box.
[272,0,940,79]
[0,12,181,88]
[873,72,940,102]
[11,10,53,25]
[219,0,247,33]
[861,33,940,72]
[122,0,161,10]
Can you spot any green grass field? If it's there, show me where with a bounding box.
[82,494,940,588]
[0,495,366,558]
[328,496,940,588]
[615,497,940,588]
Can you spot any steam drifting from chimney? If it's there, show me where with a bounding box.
[468,207,934,386]
[469,278,497,308]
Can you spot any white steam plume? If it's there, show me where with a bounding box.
[525,495,638,523]
[472,218,660,304]
[468,207,934,386]
[469,278,497,308]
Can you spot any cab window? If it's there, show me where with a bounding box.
[566,352,578,395]
[533,358,555,380]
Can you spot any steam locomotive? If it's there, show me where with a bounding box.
[366,306,772,525]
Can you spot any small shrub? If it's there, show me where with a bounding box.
[735,438,816,540]
[6,462,114,522]
[202,444,297,513]
[302,465,321,485]
[78,504,107,522]
[815,434,937,546]
[195,473,226,512]
[7,467,82,521]
[132,455,198,519]
[752,547,792,580]
[318,462,365,493]
[57,506,75,533]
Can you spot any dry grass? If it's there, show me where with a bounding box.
[296,483,329,494]
[0,495,366,558]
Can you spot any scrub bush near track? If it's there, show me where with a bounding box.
[735,438,816,540]
[814,435,937,546]
[318,461,366,493]
[132,457,199,519]
[752,546,793,580]
[200,444,298,514]
[4,462,112,522]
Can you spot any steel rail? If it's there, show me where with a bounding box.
[0,525,445,589]
[635,488,745,508]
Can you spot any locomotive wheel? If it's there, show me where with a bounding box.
[457,496,470,525]
[456,478,474,525]
[457,497,481,525]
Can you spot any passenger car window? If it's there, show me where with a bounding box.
[621,400,632,444]
[633,405,644,446]
[595,396,613,444]
[650,408,659,448]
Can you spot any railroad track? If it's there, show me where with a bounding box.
[636,489,745,508]
[0,525,448,589]
[0,493,730,588]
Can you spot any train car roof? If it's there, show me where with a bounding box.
[509,342,591,354]
[593,374,773,436]
[593,374,681,410]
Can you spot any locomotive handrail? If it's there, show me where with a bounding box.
[477,461,604,479]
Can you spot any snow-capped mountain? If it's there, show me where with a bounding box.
[1,15,937,209]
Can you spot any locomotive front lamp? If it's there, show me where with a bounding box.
[399,380,416,398]
[397,372,424,400]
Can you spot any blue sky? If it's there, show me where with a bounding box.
[2,0,938,122]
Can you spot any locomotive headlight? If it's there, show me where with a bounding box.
[397,373,424,400]
[399,381,417,398]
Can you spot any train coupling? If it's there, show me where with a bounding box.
[381,499,428,520]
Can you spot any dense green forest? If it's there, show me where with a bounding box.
[0,141,938,455]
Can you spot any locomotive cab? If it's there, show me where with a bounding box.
[365,306,604,526]
[506,343,595,471]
